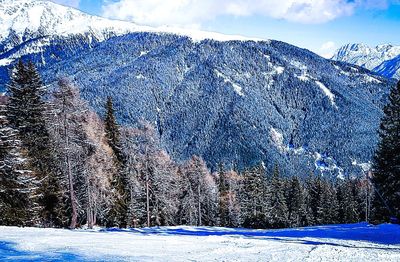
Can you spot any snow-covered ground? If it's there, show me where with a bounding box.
[1,223,400,261]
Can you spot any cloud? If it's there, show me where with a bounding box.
[318,41,337,59]
[51,0,81,8]
[101,0,359,27]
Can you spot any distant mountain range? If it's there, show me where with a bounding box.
[332,43,400,79]
[0,0,395,177]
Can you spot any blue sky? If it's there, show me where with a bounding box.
[54,0,400,57]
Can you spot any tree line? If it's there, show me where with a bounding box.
[0,61,396,229]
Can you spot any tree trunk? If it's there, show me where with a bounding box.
[198,177,202,226]
[67,152,77,229]
[146,163,150,227]
[64,100,77,229]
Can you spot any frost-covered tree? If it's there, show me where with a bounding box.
[267,165,288,228]
[0,101,38,226]
[104,96,129,228]
[50,78,89,229]
[307,173,339,225]
[337,180,359,224]
[179,155,218,226]
[6,60,64,227]
[81,112,116,229]
[285,176,309,227]
[218,166,241,227]
[372,80,400,223]
[240,163,269,228]
[122,123,179,227]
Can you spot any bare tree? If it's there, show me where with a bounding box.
[49,78,88,229]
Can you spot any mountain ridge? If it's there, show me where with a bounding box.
[332,43,400,79]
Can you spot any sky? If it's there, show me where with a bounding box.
[52,0,400,58]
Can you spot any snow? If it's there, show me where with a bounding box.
[135,74,146,80]
[0,58,12,66]
[0,223,399,261]
[215,70,244,96]
[333,43,400,71]
[270,127,285,152]
[314,152,344,178]
[274,66,285,74]
[315,81,338,109]
[363,75,382,84]
[352,160,372,172]
[0,0,265,54]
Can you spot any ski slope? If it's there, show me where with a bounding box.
[0,223,400,261]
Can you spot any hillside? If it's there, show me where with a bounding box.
[0,0,395,177]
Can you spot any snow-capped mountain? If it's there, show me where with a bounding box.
[332,43,400,79]
[0,0,395,178]
[0,0,257,66]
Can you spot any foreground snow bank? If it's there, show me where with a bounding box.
[1,223,400,261]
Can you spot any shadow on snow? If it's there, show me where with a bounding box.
[101,222,400,247]
[0,241,85,262]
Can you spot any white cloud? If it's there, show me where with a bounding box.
[101,0,359,27]
[51,0,80,8]
[318,41,337,59]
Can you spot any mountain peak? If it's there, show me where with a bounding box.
[332,42,400,79]
[0,0,261,53]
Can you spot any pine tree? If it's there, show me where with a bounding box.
[267,165,288,228]
[104,96,129,228]
[240,163,269,228]
[337,180,359,223]
[6,61,64,227]
[286,176,309,227]
[105,96,123,161]
[372,80,400,223]
[0,101,38,226]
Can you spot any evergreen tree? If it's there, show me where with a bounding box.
[0,101,38,226]
[337,180,359,223]
[267,165,288,228]
[286,176,309,227]
[372,80,400,223]
[104,96,129,228]
[240,163,269,228]
[6,61,64,227]
[104,96,123,161]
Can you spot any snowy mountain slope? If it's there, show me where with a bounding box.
[1,224,400,261]
[0,0,258,66]
[332,43,400,79]
[0,0,395,177]
[2,32,390,178]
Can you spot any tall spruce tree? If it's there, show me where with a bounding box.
[6,60,64,227]
[240,163,269,228]
[286,176,309,227]
[0,101,38,226]
[267,165,288,228]
[372,80,400,223]
[337,180,359,223]
[104,96,128,227]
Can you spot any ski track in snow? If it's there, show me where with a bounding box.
[0,223,400,261]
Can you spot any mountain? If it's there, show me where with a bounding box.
[0,0,256,67]
[0,0,395,178]
[332,43,400,79]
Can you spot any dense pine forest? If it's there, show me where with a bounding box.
[0,60,398,229]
